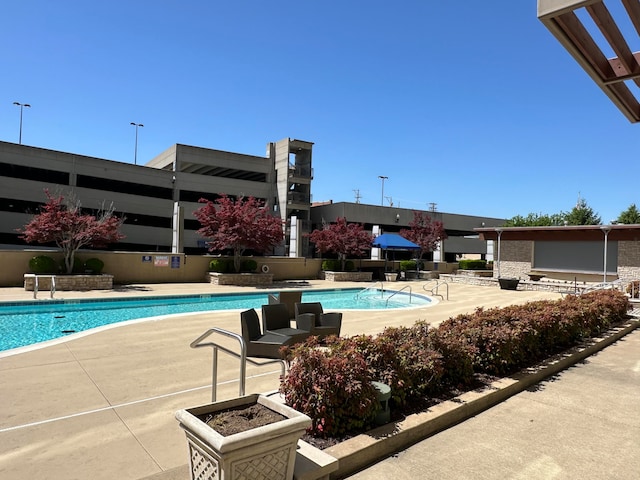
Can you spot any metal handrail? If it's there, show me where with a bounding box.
[190,327,286,402]
[423,279,449,301]
[355,281,385,300]
[386,285,412,306]
[33,276,39,299]
[50,276,56,299]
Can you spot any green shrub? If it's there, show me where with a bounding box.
[84,258,104,274]
[321,259,341,271]
[281,338,379,437]
[344,260,355,272]
[209,258,232,273]
[71,256,84,274]
[28,255,58,274]
[458,259,487,270]
[399,260,417,271]
[240,259,257,272]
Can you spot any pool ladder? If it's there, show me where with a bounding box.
[33,275,56,300]
[190,327,285,402]
[385,285,412,306]
[423,279,449,300]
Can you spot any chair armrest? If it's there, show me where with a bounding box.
[319,312,342,328]
[295,313,316,332]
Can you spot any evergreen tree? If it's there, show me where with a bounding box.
[617,204,640,224]
[565,198,601,225]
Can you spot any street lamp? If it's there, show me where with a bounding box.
[495,227,503,279]
[13,102,31,145]
[130,122,144,165]
[600,225,612,284]
[378,176,388,206]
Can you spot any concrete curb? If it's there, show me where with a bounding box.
[324,319,640,479]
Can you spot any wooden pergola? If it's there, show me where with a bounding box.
[538,0,640,122]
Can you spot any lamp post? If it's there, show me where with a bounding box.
[495,227,503,279]
[600,225,611,284]
[13,102,31,144]
[130,122,144,165]
[378,176,388,206]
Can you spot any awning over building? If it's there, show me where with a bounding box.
[476,224,640,241]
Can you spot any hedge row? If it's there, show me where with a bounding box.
[280,290,629,437]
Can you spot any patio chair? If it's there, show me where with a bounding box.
[267,290,303,319]
[261,303,311,344]
[240,309,293,359]
[294,302,342,338]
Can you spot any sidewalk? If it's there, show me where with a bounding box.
[346,328,640,479]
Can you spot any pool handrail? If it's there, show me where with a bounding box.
[385,285,412,306]
[190,327,286,402]
[423,279,449,300]
[355,281,385,300]
[32,275,56,300]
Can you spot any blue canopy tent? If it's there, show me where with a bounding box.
[371,233,421,273]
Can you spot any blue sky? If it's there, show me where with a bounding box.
[2,1,639,223]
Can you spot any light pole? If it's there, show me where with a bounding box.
[13,102,31,144]
[495,227,503,279]
[601,225,611,284]
[378,176,388,206]
[130,122,144,165]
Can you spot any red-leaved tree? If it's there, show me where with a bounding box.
[399,211,447,268]
[307,217,373,271]
[193,195,284,273]
[19,190,125,274]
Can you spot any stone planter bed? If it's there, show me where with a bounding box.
[321,271,373,282]
[23,274,113,291]
[207,272,273,286]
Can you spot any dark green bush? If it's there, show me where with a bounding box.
[344,260,355,272]
[399,260,417,271]
[28,255,58,274]
[458,259,487,270]
[240,259,257,272]
[71,256,84,273]
[209,258,232,273]
[84,258,104,274]
[321,259,341,271]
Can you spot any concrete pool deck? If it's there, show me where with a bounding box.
[0,281,600,479]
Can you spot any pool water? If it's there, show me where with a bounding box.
[0,288,431,352]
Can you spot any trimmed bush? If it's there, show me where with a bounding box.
[71,256,85,274]
[281,338,379,437]
[240,259,257,272]
[321,259,341,271]
[28,255,58,274]
[344,260,355,272]
[458,259,487,270]
[399,260,417,271]
[84,258,104,274]
[280,290,629,438]
[208,258,232,273]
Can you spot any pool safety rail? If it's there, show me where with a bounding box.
[355,281,386,300]
[423,279,449,300]
[385,285,412,306]
[190,327,286,402]
[33,275,56,300]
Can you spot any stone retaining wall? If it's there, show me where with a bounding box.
[23,274,114,291]
[321,271,373,282]
[207,272,273,286]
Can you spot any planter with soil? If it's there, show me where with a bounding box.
[175,393,311,480]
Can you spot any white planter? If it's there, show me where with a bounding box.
[175,394,311,480]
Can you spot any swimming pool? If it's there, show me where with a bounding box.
[0,288,432,352]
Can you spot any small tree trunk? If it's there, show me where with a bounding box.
[233,250,242,273]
